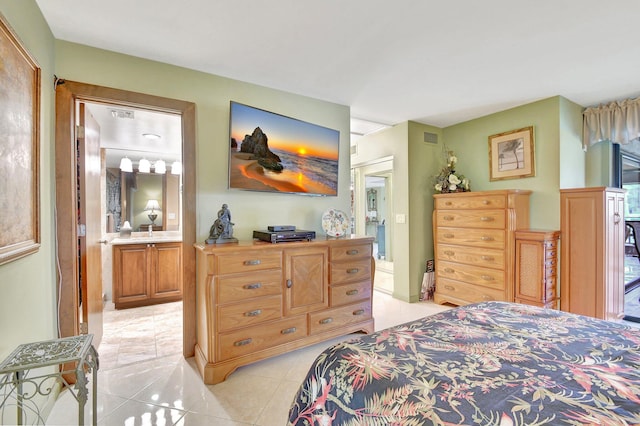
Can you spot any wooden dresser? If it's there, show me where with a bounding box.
[514,229,560,309]
[194,236,375,384]
[560,187,625,320]
[433,189,531,306]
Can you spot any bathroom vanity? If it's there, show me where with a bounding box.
[111,236,183,309]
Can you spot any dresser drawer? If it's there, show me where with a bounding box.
[436,244,505,269]
[330,258,371,284]
[435,277,505,304]
[216,251,282,275]
[217,270,282,303]
[218,315,307,361]
[436,228,505,250]
[436,209,505,229]
[309,301,371,335]
[217,295,282,332]
[436,260,504,290]
[435,194,506,210]
[331,280,371,307]
[330,243,371,262]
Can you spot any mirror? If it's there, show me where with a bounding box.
[105,152,182,232]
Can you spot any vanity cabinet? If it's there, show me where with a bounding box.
[194,237,374,384]
[433,189,531,306]
[113,241,183,309]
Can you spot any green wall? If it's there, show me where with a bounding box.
[54,41,352,241]
[443,96,581,230]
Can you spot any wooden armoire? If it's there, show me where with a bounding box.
[560,187,625,321]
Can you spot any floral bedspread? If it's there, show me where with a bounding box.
[288,302,640,425]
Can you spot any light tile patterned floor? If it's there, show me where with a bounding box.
[47,271,450,425]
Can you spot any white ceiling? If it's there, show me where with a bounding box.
[37,1,640,131]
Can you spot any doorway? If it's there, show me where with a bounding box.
[352,157,394,294]
[620,147,640,321]
[54,80,197,358]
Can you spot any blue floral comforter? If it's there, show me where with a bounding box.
[288,302,640,425]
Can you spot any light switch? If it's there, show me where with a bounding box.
[168,213,176,220]
[395,214,406,224]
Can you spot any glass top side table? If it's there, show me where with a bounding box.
[0,334,99,425]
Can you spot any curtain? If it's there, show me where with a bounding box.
[583,97,640,150]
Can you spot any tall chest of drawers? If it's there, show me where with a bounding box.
[194,237,374,384]
[433,190,531,306]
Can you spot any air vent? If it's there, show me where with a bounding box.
[111,109,135,119]
[424,132,438,144]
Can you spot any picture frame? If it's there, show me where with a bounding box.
[0,12,41,265]
[228,101,340,196]
[488,126,535,181]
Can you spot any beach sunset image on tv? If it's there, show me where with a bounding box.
[228,101,340,196]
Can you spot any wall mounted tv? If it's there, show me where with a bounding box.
[228,101,340,196]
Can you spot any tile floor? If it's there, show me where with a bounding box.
[46,271,451,425]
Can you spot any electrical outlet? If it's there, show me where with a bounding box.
[395,214,406,224]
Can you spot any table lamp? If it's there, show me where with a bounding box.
[144,199,161,225]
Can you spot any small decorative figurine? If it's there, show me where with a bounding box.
[206,203,238,244]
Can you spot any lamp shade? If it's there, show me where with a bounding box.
[119,157,133,172]
[138,158,151,173]
[171,161,182,175]
[144,199,160,212]
[154,159,166,174]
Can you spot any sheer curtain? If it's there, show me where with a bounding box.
[583,97,640,150]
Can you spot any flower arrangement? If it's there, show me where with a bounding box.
[433,148,470,193]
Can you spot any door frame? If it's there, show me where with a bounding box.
[54,80,197,357]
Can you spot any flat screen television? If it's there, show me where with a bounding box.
[228,101,340,196]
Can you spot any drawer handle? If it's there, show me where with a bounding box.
[482,200,491,205]
[234,338,252,347]
[482,295,493,301]
[346,249,359,255]
[480,236,494,241]
[444,268,455,273]
[445,201,452,206]
[443,215,454,221]
[481,255,494,261]
[444,250,455,256]
[480,217,494,222]
[353,309,365,316]
[443,234,454,239]
[444,285,454,291]
[244,309,262,317]
[286,279,293,288]
[281,327,297,335]
[347,268,359,274]
[319,318,333,325]
[243,283,262,290]
[244,259,261,266]
[481,275,494,281]
[346,289,359,296]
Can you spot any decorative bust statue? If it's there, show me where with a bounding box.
[206,203,238,244]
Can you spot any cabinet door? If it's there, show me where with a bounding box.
[284,246,329,316]
[151,243,183,299]
[605,191,625,320]
[113,244,150,305]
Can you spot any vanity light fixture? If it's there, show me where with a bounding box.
[154,159,166,174]
[138,158,151,173]
[119,157,133,173]
[171,161,182,175]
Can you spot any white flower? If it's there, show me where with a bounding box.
[449,155,457,164]
[448,174,461,185]
[449,183,457,191]
[462,178,469,190]
[435,183,442,192]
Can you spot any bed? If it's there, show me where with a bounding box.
[288,301,640,425]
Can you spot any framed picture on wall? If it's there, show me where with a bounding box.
[0,12,41,265]
[488,126,535,181]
